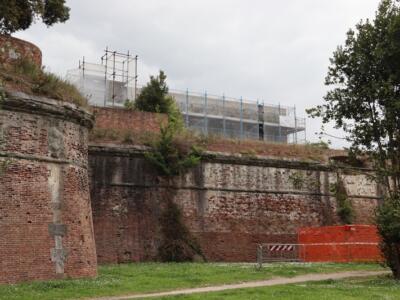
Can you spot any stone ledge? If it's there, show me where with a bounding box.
[2,91,94,128]
[88,143,375,173]
[88,143,332,171]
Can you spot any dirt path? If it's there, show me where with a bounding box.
[90,270,389,300]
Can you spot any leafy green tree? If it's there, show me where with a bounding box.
[307,0,400,278]
[135,70,175,114]
[0,0,70,35]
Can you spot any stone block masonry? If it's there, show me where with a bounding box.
[0,91,97,284]
[89,145,381,263]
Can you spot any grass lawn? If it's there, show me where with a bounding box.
[161,275,400,300]
[0,263,387,300]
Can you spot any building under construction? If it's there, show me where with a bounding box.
[67,49,306,143]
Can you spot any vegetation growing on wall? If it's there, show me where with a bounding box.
[0,58,87,107]
[288,172,305,190]
[330,176,354,225]
[141,71,204,262]
[0,0,70,35]
[144,124,201,177]
[146,123,204,262]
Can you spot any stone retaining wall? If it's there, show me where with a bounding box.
[89,145,380,263]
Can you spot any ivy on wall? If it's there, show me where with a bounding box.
[330,174,354,225]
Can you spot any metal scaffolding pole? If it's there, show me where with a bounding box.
[126,50,130,99]
[240,96,243,139]
[304,118,307,143]
[185,89,189,127]
[278,103,282,143]
[112,51,116,106]
[102,46,108,107]
[222,93,226,137]
[294,105,298,144]
[204,91,208,135]
[134,55,138,101]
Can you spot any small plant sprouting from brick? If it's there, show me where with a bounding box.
[289,171,305,190]
[124,99,135,110]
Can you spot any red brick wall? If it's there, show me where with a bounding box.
[298,225,382,262]
[0,35,42,67]
[93,106,166,134]
[0,93,97,284]
[89,146,380,263]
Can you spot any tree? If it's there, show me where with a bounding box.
[135,70,175,114]
[307,0,400,278]
[0,0,70,35]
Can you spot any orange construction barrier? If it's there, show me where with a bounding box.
[298,225,383,262]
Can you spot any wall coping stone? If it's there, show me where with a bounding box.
[89,143,375,173]
[3,91,94,128]
[88,143,332,171]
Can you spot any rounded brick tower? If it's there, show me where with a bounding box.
[0,37,97,284]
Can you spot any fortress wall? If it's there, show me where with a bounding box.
[0,92,97,284]
[89,145,379,263]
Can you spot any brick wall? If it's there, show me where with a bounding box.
[0,35,42,67]
[89,145,381,263]
[93,106,166,134]
[0,92,97,284]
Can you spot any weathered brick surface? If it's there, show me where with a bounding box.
[0,35,42,67]
[89,146,381,263]
[0,93,97,284]
[93,107,166,134]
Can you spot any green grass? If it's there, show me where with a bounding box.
[161,275,400,300]
[0,263,387,300]
[0,58,88,108]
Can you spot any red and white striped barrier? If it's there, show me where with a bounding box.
[268,245,294,251]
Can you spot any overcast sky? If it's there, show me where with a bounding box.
[15,0,382,148]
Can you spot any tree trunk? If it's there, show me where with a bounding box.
[388,243,400,279]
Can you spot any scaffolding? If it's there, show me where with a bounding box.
[67,48,138,107]
[66,50,306,143]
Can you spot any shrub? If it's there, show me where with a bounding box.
[144,122,201,177]
[376,194,400,278]
[330,178,354,225]
[135,70,174,114]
